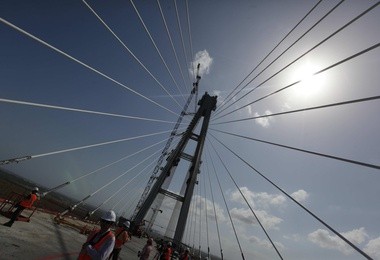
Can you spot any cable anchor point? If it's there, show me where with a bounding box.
[0,155,32,165]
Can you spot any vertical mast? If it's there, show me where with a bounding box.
[133,92,217,246]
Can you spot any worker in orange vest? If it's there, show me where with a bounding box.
[160,241,173,260]
[78,210,116,260]
[180,247,191,260]
[3,187,39,227]
[108,220,130,260]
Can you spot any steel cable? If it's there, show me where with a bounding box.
[215,0,324,113]
[0,98,180,124]
[129,0,186,105]
[209,139,283,259]
[213,2,380,121]
[41,137,171,196]
[211,128,380,171]
[174,0,192,85]
[83,0,185,107]
[207,144,246,260]
[0,17,180,117]
[205,150,224,260]
[157,0,190,94]
[210,133,374,260]
[213,95,380,128]
[214,40,380,122]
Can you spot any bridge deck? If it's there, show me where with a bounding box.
[0,210,158,260]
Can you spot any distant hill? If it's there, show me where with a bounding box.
[0,167,40,197]
[0,167,102,220]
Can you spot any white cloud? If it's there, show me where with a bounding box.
[342,228,368,244]
[291,189,309,203]
[230,207,283,230]
[247,105,252,115]
[230,187,286,208]
[281,102,291,111]
[283,234,302,242]
[190,50,213,77]
[229,187,284,230]
[248,235,285,250]
[211,89,221,97]
[308,228,368,255]
[160,197,176,210]
[192,195,227,222]
[254,110,273,128]
[364,237,380,259]
[230,187,255,206]
[159,195,227,225]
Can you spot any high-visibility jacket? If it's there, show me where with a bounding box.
[19,194,37,208]
[78,230,114,260]
[114,227,129,249]
[160,247,172,260]
[180,254,190,260]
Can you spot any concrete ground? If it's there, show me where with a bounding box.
[0,210,157,260]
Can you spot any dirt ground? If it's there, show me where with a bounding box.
[0,170,158,259]
[0,209,157,260]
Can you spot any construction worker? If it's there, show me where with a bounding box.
[108,220,130,260]
[138,238,153,260]
[3,187,39,227]
[180,248,191,260]
[160,241,172,260]
[78,210,116,260]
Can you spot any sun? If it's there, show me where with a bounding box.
[290,62,326,99]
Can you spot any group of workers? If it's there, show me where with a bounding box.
[78,210,132,260]
[155,240,196,260]
[2,187,201,259]
[2,188,135,259]
[78,210,186,260]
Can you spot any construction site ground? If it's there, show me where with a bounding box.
[0,209,157,260]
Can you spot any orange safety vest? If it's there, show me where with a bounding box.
[78,230,114,260]
[114,227,129,249]
[161,247,172,260]
[180,254,189,260]
[19,194,37,208]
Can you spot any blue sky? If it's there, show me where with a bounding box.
[1,0,380,259]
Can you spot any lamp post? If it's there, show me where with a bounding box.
[147,207,163,233]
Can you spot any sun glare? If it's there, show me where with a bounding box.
[291,62,326,99]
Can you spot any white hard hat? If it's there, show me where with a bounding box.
[32,187,39,192]
[167,242,172,246]
[123,221,130,229]
[101,210,116,222]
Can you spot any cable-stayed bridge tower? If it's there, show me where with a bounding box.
[133,92,217,245]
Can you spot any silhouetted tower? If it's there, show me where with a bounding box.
[133,92,217,245]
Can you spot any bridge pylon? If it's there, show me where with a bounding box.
[133,92,217,245]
